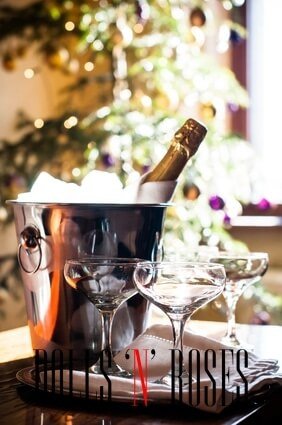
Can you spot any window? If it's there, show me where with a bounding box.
[247,0,282,203]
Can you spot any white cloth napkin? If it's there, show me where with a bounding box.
[122,174,177,203]
[41,324,282,413]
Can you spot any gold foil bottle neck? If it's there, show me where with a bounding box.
[143,117,207,183]
[174,118,207,157]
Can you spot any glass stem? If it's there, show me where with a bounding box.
[167,315,190,382]
[169,316,189,353]
[100,309,115,356]
[94,307,128,376]
[224,294,240,340]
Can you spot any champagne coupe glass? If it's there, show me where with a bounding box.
[133,261,226,385]
[199,252,269,347]
[64,257,139,377]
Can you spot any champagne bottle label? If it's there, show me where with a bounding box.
[143,118,207,182]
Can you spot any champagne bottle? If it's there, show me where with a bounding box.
[143,118,207,182]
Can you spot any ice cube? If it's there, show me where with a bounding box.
[16,169,175,204]
[17,172,81,203]
[16,171,126,203]
[81,170,123,203]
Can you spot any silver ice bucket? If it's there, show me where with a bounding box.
[9,202,167,361]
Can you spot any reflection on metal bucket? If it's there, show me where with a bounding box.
[9,202,167,361]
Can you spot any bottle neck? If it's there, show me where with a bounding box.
[143,139,190,182]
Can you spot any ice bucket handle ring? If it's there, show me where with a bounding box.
[18,225,42,274]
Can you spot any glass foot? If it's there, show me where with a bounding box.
[90,350,132,378]
[221,334,254,351]
[155,369,195,388]
[221,334,241,347]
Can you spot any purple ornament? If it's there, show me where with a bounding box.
[135,0,149,23]
[229,29,242,44]
[209,195,225,210]
[102,153,115,167]
[136,0,143,20]
[257,198,271,210]
[223,214,231,226]
[142,164,151,174]
[227,103,239,113]
[4,174,25,188]
[251,311,271,326]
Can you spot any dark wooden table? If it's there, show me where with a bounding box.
[1,320,282,425]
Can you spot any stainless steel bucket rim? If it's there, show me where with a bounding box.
[7,200,171,208]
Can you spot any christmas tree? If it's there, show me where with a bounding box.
[2,0,281,324]
[0,0,251,247]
